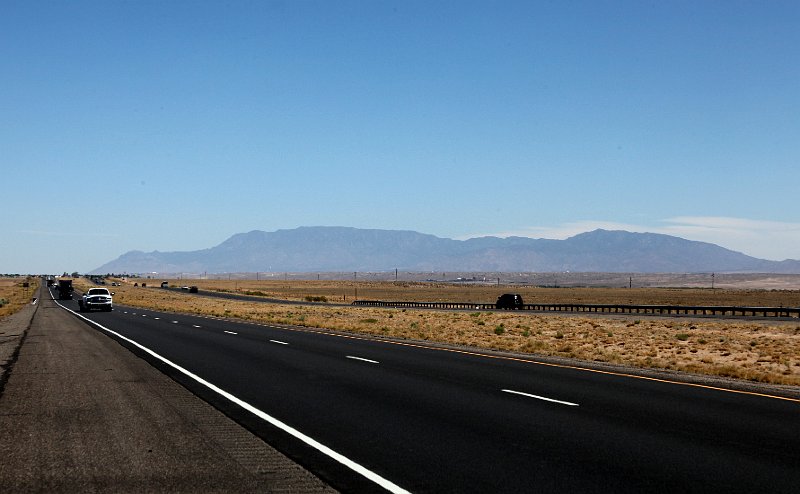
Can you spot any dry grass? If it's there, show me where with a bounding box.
[145,279,800,307]
[0,277,39,318]
[86,278,800,386]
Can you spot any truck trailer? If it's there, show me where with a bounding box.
[57,279,73,300]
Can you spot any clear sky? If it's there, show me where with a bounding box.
[2,0,799,274]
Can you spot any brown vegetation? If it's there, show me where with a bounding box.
[83,278,800,387]
[147,279,800,307]
[0,277,38,318]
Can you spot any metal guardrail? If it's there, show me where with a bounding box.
[351,300,800,318]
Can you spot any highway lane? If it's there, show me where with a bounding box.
[53,289,800,493]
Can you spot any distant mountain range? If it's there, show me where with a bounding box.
[91,227,800,275]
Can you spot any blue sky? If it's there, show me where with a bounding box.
[2,0,799,274]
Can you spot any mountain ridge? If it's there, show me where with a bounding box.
[91,227,800,274]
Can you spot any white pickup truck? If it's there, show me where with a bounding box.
[79,287,113,312]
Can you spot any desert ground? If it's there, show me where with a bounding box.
[148,271,800,291]
[0,277,38,319]
[157,277,800,307]
[73,277,800,387]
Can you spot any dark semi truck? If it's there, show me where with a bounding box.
[57,279,74,300]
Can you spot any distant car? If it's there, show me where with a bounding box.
[496,293,524,310]
[161,281,169,288]
[181,286,189,290]
[189,286,198,293]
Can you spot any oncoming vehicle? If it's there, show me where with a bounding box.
[161,281,169,288]
[79,287,114,312]
[496,293,524,310]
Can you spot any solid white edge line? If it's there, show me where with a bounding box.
[502,389,579,407]
[347,356,380,364]
[270,339,289,345]
[51,295,410,494]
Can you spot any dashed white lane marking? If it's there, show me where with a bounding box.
[224,330,238,335]
[52,299,409,494]
[172,320,179,324]
[270,339,289,345]
[502,389,579,407]
[154,317,160,320]
[347,356,379,364]
[192,325,202,328]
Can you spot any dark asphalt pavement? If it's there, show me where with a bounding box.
[0,286,334,493]
[51,288,800,493]
[0,284,800,493]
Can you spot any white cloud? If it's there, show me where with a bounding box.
[658,217,800,261]
[462,217,800,261]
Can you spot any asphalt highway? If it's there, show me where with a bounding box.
[55,289,800,493]
[1,287,333,492]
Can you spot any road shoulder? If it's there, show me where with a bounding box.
[0,288,335,492]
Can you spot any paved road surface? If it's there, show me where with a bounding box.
[0,286,334,492]
[47,287,800,493]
